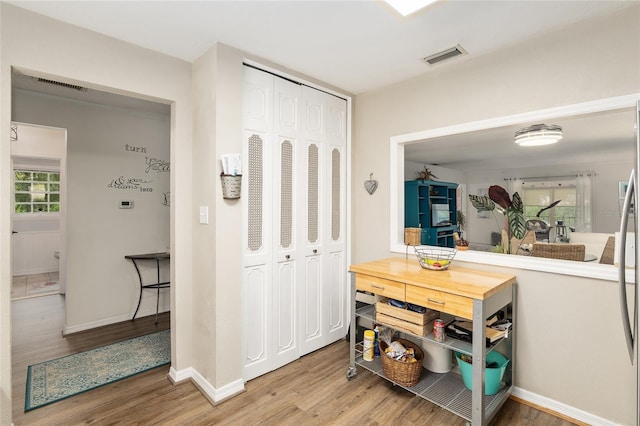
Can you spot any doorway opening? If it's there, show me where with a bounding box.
[11,126,66,301]
[10,69,172,420]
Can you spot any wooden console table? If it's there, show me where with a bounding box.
[125,252,170,323]
[347,257,516,425]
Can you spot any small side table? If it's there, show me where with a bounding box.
[125,252,170,323]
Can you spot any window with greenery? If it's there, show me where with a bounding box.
[523,183,576,228]
[14,169,60,214]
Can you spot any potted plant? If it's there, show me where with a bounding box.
[456,209,466,235]
[469,185,559,254]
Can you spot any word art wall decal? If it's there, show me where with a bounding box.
[145,157,170,173]
[125,144,147,153]
[107,176,153,192]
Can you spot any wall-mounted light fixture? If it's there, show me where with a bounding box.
[514,124,563,147]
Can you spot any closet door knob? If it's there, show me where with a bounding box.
[285,254,290,260]
[313,249,318,254]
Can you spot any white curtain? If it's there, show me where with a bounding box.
[575,173,593,232]
[507,178,523,199]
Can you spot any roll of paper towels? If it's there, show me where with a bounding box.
[422,340,453,373]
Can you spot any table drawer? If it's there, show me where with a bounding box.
[356,275,405,301]
[406,286,473,319]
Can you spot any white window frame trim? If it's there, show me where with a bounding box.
[390,93,640,282]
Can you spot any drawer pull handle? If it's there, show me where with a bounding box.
[428,298,445,305]
[371,284,385,290]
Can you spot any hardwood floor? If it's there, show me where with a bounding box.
[12,295,577,425]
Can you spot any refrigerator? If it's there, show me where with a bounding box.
[618,100,640,425]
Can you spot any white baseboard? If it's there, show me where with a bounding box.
[168,366,193,383]
[169,366,245,404]
[63,305,170,335]
[14,267,59,276]
[513,387,620,426]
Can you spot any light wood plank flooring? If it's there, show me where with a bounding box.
[12,295,577,425]
[12,272,60,300]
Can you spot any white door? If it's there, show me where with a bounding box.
[299,87,347,355]
[242,68,275,380]
[243,68,302,380]
[243,66,347,380]
[271,77,302,369]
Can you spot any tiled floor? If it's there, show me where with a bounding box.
[11,272,60,300]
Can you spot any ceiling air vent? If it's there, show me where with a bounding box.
[36,77,88,92]
[422,44,467,66]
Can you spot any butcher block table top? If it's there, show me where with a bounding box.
[349,257,516,301]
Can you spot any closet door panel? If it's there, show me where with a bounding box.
[272,78,301,367]
[243,131,270,260]
[324,95,348,341]
[243,68,273,134]
[327,98,346,143]
[243,67,275,381]
[243,265,270,380]
[327,251,345,335]
[274,259,297,364]
[305,103,324,139]
[299,139,325,355]
[302,253,322,346]
[242,129,273,381]
[274,77,300,262]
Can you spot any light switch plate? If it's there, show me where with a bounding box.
[199,206,209,224]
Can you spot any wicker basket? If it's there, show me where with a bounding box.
[404,227,422,246]
[379,338,424,387]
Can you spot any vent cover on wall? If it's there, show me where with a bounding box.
[422,44,467,66]
[33,77,88,92]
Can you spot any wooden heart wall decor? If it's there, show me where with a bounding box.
[364,173,378,195]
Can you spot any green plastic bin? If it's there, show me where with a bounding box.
[455,351,509,395]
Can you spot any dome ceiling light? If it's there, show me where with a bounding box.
[514,124,563,147]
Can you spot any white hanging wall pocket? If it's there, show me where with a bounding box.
[221,154,242,199]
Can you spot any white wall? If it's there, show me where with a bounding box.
[355,7,640,425]
[13,90,170,331]
[189,43,353,399]
[191,43,248,396]
[0,4,193,424]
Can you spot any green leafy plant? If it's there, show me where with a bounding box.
[469,185,559,254]
[456,209,466,233]
[468,185,526,254]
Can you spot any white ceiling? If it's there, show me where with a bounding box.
[404,107,638,172]
[6,0,637,95]
[7,0,639,171]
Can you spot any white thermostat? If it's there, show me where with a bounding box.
[119,200,134,209]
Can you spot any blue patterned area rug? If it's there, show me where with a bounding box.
[25,329,170,411]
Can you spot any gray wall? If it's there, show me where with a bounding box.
[13,89,171,331]
[354,6,640,425]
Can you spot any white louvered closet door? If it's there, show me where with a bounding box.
[271,77,301,370]
[242,66,347,381]
[242,68,275,381]
[299,86,347,355]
